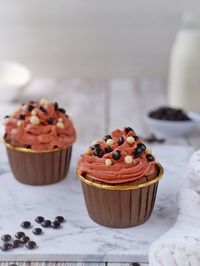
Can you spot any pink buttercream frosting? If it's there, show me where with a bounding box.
[77,128,157,184]
[4,100,76,151]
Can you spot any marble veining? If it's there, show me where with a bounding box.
[0,143,193,262]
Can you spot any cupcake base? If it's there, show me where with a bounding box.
[6,144,72,186]
[79,163,163,228]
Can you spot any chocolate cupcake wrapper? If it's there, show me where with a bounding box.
[78,163,163,228]
[6,144,72,186]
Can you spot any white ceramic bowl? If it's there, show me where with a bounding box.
[0,61,31,102]
[145,112,200,138]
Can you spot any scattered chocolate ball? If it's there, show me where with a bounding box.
[25,240,36,250]
[1,242,13,251]
[143,134,165,144]
[105,146,113,153]
[18,114,25,120]
[27,105,34,112]
[4,115,10,119]
[133,135,139,141]
[47,117,54,125]
[1,234,11,242]
[58,108,66,113]
[35,216,45,224]
[103,135,112,142]
[55,216,65,223]
[93,148,104,158]
[118,136,124,146]
[41,220,51,228]
[91,143,100,150]
[39,106,47,113]
[15,231,25,239]
[146,154,155,162]
[148,106,191,121]
[21,236,30,244]
[137,143,146,151]
[125,127,134,134]
[112,150,121,160]
[51,221,61,229]
[54,102,59,110]
[21,221,31,229]
[32,228,42,235]
[12,239,22,248]
[134,147,143,158]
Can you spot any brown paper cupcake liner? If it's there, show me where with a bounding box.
[6,144,72,186]
[78,163,163,228]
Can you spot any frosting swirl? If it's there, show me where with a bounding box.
[4,99,76,151]
[77,128,157,184]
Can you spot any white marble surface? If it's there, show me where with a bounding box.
[0,143,193,263]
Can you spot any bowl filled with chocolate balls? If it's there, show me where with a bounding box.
[145,106,200,138]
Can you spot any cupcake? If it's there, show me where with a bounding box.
[4,99,76,185]
[77,127,163,228]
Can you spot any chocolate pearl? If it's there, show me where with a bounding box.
[18,114,25,120]
[54,102,59,110]
[138,143,146,151]
[41,220,51,228]
[47,117,54,124]
[91,143,100,150]
[51,221,61,229]
[58,108,66,113]
[15,232,25,239]
[146,154,155,162]
[1,234,11,242]
[55,216,65,223]
[12,239,22,248]
[32,228,42,235]
[4,115,10,119]
[93,148,104,158]
[35,216,45,224]
[118,136,125,146]
[112,150,121,160]
[21,221,31,229]
[40,106,47,113]
[21,236,30,244]
[1,243,13,251]
[134,147,143,158]
[133,135,139,141]
[105,146,113,153]
[25,241,36,250]
[125,127,134,134]
[103,135,112,142]
[27,105,34,112]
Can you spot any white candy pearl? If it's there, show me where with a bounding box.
[92,140,99,145]
[22,105,27,110]
[105,159,112,166]
[58,118,63,122]
[126,136,135,144]
[31,110,37,116]
[57,122,64,129]
[3,117,10,125]
[145,147,152,154]
[85,148,91,155]
[30,115,40,125]
[40,98,48,105]
[106,139,114,146]
[17,121,23,127]
[124,155,133,164]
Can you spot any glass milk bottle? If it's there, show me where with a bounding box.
[169,12,200,112]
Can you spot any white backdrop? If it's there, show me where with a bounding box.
[0,0,199,79]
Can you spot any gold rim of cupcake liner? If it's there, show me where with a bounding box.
[77,163,163,191]
[5,143,70,153]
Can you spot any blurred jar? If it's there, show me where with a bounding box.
[169,12,200,112]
